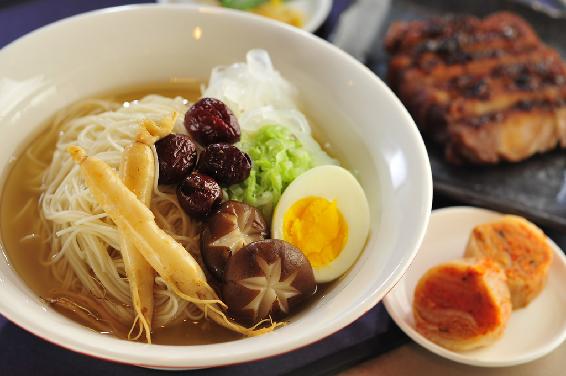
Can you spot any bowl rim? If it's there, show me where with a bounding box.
[0,3,433,369]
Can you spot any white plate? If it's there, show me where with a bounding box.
[157,0,333,32]
[384,207,566,367]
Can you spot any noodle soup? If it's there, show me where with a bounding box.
[0,50,370,345]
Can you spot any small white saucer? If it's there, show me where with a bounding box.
[384,206,566,367]
[157,0,333,33]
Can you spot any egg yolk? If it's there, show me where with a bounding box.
[282,196,348,267]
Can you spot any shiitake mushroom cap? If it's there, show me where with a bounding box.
[222,239,316,325]
[201,200,268,280]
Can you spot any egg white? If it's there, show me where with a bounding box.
[271,165,370,283]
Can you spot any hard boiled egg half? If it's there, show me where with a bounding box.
[271,165,370,283]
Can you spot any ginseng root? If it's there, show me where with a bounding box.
[119,113,177,342]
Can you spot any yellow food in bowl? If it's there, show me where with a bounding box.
[283,196,349,268]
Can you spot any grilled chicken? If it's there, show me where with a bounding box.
[413,257,512,351]
[385,12,566,164]
[465,216,553,309]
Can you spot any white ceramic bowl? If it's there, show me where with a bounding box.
[0,4,432,370]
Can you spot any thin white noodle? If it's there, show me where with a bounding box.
[31,95,205,326]
[14,199,34,221]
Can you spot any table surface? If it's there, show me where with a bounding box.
[1,1,565,375]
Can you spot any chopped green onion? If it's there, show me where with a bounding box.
[226,125,314,220]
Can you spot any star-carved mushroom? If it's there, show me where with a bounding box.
[201,200,268,280]
[223,239,316,325]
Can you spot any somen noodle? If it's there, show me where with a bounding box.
[33,95,205,333]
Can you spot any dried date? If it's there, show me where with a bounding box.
[155,134,197,185]
[197,144,251,186]
[184,98,241,146]
[176,172,222,218]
